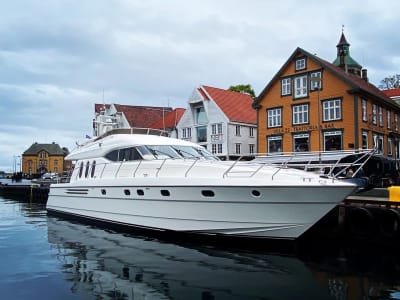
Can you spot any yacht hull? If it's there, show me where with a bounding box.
[47,181,355,239]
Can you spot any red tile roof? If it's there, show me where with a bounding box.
[383,88,400,98]
[200,86,256,124]
[95,103,173,128]
[94,103,111,113]
[149,108,186,129]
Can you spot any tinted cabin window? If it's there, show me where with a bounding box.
[121,147,142,161]
[105,150,119,161]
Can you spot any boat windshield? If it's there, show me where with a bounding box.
[106,145,219,161]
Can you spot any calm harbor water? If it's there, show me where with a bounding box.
[1,187,400,299]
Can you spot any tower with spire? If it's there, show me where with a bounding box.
[332,28,363,77]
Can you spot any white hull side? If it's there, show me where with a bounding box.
[47,183,354,239]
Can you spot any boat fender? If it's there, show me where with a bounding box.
[347,207,376,237]
[377,208,400,238]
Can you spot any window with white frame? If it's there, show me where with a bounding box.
[268,136,282,153]
[388,138,393,155]
[249,144,255,154]
[211,123,223,134]
[378,106,383,127]
[322,99,341,121]
[324,131,342,151]
[182,127,192,139]
[310,72,322,90]
[235,143,241,155]
[267,108,282,128]
[211,144,223,154]
[295,58,306,71]
[373,133,384,153]
[387,110,392,129]
[372,104,377,125]
[281,77,291,96]
[362,99,367,122]
[294,75,308,99]
[293,133,310,152]
[249,127,254,137]
[292,104,309,125]
[235,125,241,136]
[362,131,368,149]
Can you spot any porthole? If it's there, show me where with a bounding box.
[101,189,106,195]
[137,189,144,196]
[161,190,170,197]
[124,189,130,196]
[201,190,215,197]
[251,190,261,197]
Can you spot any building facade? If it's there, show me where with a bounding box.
[21,142,71,176]
[177,85,257,159]
[254,33,400,158]
[93,104,184,138]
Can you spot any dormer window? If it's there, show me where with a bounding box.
[295,57,306,71]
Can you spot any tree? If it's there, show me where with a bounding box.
[228,84,256,98]
[379,74,400,89]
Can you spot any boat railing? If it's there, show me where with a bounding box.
[248,148,378,180]
[63,148,379,182]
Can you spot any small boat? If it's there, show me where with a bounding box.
[46,128,357,240]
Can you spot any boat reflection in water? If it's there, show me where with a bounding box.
[47,216,334,300]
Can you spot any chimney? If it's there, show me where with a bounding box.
[361,69,368,82]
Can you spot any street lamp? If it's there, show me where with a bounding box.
[310,75,322,162]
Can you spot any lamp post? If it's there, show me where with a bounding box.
[310,76,322,162]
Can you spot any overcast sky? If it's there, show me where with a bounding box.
[1,0,399,172]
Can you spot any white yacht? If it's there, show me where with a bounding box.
[46,129,357,240]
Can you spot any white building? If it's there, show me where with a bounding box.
[93,103,183,138]
[177,85,257,159]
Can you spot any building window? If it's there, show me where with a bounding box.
[235,143,241,155]
[372,104,377,125]
[294,75,308,99]
[324,131,342,151]
[293,133,310,152]
[281,77,291,96]
[268,136,282,153]
[195,106,207,124]
[310,72,322,90]
[362,131,368,149]
[235,125,241,136]
[249,127,254,137]
[378,106,383,127]
[388,138,393,156]
[322,99,341,121]
[182,127,192,139]
[295,57,306,71]
[211,123,223,135]
[211,144,223,154]
[362,99,367,122]
[267,107,282,128]
[292,104,309,125]
[373,133,384,153]
[387,110,392,129]
[196,126,207,143]
[249,144,255,154]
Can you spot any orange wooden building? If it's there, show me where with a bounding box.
[253,33,400,158]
